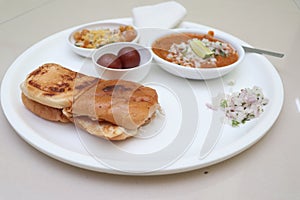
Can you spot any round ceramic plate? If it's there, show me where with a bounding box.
[1,18,284,175]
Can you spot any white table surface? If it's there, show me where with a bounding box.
[1,0,300,199]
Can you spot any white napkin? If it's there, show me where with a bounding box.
[132,1,186,29]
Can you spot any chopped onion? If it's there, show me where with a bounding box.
[208,86,269,127]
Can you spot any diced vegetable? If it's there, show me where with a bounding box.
[207,86,269,127]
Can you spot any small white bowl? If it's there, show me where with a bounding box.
[92,42,153,82]
[150,29,245,80]
[68,22,139,58]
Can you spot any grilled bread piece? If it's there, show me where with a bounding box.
[72,116,138,141]
[20,63,160,140]
[20,63,98,109]
[22,92,138,140]
[21,93,70,123]
[69,79,159,130]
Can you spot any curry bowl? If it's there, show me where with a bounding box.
[150,29,245,80]
[68,22,139,58]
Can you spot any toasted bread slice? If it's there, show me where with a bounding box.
[22,93,136,139]
[20,63,98,109]
[21,93,70,123]
[72,116,138,141]
[20,63,160,140]
[70,79,159,130]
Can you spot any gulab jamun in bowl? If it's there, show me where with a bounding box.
[92,42,153,82]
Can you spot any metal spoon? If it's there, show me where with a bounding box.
[242,46,284,58]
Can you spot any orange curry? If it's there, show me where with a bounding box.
[152,31,239,68]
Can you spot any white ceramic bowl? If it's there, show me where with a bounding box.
[68,22,139,58]
[150,29,245,80]
[92,42,153,82]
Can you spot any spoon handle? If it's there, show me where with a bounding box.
[242,46,284,58]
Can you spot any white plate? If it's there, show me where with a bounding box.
[1,18,284,175]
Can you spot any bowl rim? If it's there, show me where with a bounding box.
[67,21,140,52]
[150,28,245,72]
[91,42,153,72]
